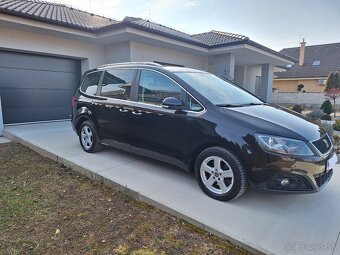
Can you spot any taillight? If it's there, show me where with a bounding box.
[72,96,75,108]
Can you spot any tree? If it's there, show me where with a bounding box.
[320,99,334,115]
[324,72,340,117]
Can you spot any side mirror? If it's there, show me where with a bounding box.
[161,97,184,111]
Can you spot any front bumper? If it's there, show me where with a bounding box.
[252,150,336,193]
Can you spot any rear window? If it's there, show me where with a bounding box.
[100,69,134,100]
[81,71,102,95]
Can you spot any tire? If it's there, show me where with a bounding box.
[194,147,248,201]
[78,120,102,153]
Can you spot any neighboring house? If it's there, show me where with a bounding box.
[0,0,294,124]
[274,40,340,92]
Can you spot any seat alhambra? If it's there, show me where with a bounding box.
[72,62,336,201]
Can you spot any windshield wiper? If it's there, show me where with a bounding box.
[216,104,242,107]
[246,103,265,106]
[216,102,264,107]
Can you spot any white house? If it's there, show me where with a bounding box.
[0,0,295,124]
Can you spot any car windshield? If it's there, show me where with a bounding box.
[174,71,264,107]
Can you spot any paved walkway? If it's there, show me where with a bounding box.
[0,136,11,144]
[4,121,340,255]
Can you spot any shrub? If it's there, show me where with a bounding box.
[306,109,324,121]
[321,114,332,121]
[333,120,340,131]
[297,84,304,92]
[292,104,303,113]
[320,99,334,115]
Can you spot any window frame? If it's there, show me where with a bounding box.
[133,68,205,113]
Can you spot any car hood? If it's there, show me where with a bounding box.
[221,104,325,141]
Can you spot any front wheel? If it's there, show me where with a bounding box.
[78,120,102,153]
[194,147,248,201]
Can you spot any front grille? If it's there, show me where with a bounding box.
[312,135,332,154]
[315,169,333,187]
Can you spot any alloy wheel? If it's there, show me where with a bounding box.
[200,156,234,194]
[80,125,93,150]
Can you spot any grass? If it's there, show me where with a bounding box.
[0,142,250,255]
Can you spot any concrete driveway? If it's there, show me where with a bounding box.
[4,121,340,255]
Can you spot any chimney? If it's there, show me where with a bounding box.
[299,38,306,66]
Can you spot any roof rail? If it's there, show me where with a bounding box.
[97,62,163,69]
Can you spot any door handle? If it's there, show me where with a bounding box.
[132,111,142,115]
[119,108,129,113]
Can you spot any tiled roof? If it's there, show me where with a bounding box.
[0,0,118,31]
[192,30,249,47]
[0,0,295,63]
[275,43,340,79]
[119,17,205,46]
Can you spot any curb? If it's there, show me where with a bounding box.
[4,129,267,255]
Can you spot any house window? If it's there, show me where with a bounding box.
[318,79,327,86]
[312,60,321,66]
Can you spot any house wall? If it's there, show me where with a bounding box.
[209,53,235,80]
[273,79,326,93]
[0,27,105,73]
[234,65,261,94]
[104,42,131,64]
[129,41,209,70]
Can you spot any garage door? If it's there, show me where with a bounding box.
[0,50,81,124]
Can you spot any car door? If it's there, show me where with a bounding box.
[92,68,136,151]
[130,69,195,168]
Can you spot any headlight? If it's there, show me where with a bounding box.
[255,134,314,156]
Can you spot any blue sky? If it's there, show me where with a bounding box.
[53,0,340,51]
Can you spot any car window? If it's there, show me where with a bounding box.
[100,69,134,100]
[81,71,101,95]
[175,72,263,106]
[138,70,181,105]
[188,95,203,112]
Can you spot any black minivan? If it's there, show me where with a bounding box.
[72,62,336,201]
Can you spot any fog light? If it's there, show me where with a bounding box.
[280,178,290,186]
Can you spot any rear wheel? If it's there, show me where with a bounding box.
[78,120,102,153]
[194,147,248,201]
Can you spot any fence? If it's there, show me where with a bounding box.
[272,91,340,107]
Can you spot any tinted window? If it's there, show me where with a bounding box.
[81,72,101,95]
[188,95,203,112]
[101,69,134,100]
[138,70,181,105]
[175,72,263,106]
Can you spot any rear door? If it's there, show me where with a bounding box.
[93,68,136,151]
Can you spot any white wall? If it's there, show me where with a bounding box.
[129,41,209,70]
[209,53,235,80]
[234,65,261,94]
[104,42,131,64]
[0,27,105,73]
[272,91,333,105]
